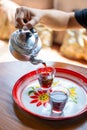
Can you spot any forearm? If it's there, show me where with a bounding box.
[39,9,69,30]
[39,9,83,31]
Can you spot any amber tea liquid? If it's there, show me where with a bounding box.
[37,64,55,90]
[38,72,53,90]
[50,91,68,114]
[42,62,47,67]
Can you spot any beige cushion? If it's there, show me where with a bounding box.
[0,0,18,40]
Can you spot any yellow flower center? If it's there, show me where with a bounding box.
[39,93,49,102]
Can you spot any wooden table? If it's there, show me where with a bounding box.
[0,61,87,130]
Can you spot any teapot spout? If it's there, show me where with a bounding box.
[30,57,44,65]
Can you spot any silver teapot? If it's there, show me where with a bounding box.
[9,28,43,64]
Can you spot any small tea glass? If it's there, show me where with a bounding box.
[50,87,69,115]
[37,66,56,92]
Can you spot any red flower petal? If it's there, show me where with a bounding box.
[30,99,38,103]
[49,89,52,93]
[43,102,47,107]
[34,92,39,96]
[37,101,42,107]
[38,90,43,94]
[30,95,38,99]
[43,90,47,93]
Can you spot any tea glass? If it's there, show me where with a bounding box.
[50,87,69,115]
[37,66,56,92]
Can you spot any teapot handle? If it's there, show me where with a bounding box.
[30,28,38,44]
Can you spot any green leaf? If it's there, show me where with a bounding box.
[28,90,35,95]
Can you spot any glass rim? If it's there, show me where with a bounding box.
[36,66,56,74]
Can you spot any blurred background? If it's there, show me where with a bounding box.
[0,0,87,67]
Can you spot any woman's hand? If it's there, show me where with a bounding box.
[15,6,43,29]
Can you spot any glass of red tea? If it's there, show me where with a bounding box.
[37,66,56,91]
[50,88,69,115]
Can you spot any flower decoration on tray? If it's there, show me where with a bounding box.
[28,80,78,108]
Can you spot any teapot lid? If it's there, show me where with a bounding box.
[13,29,35,48]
